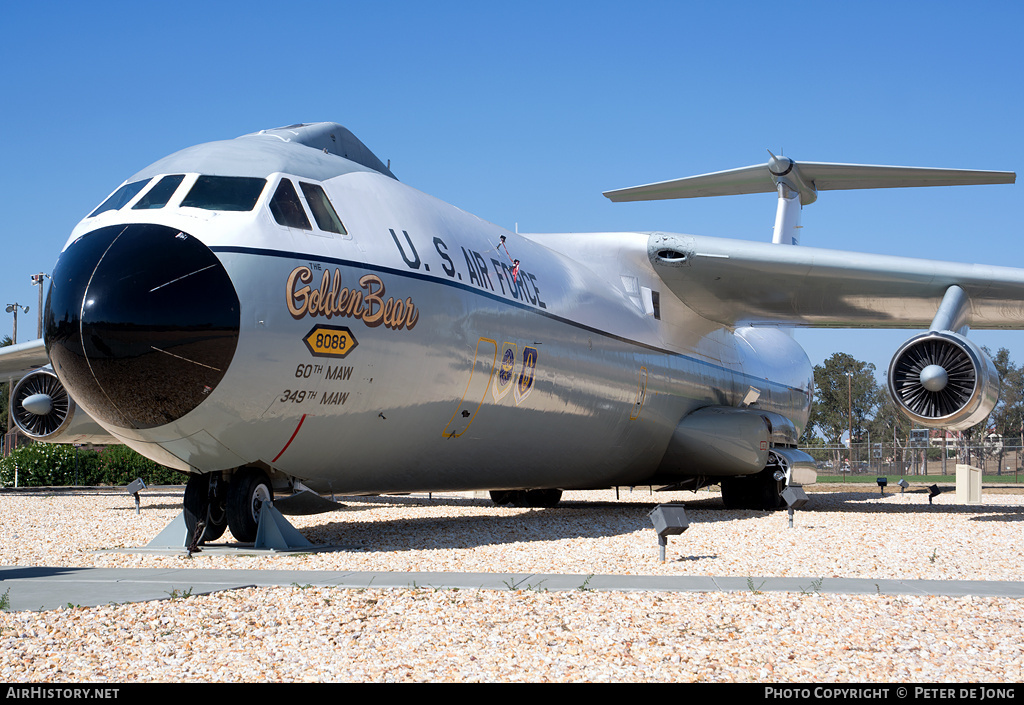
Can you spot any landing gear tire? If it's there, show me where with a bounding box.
[183,473,228,547]
[227,467,274,543]
[721,469,785,510]
[489,490,514,506]
[489,489,562,508]
[758,470,786,510]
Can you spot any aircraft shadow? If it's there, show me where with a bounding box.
[798,490,1024,522]
[306,498,674,551]
[300,491,1024,551]
[0,565,93,580]
[104,501,183,512]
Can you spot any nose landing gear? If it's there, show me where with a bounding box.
[183,473,227,549]
[183,467,275,547]
[227,467,274,543]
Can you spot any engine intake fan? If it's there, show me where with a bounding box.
[887,331,998,431]
[10,368,117,444]
[12,369,74,439]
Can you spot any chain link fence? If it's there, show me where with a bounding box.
[4,430,1022,481]
[805,442,1024,479]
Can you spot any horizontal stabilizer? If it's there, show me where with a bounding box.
[605,158,1015,206]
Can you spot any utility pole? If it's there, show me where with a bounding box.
[846,371,853,474]
[5,303,29,437]
[5,303,28,345]
[31,273,46,339]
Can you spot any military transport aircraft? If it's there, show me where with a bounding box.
[0,123,1017,545]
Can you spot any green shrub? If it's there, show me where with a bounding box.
[0,444,100,487]
[0,443,184,487]
[96,444,185,486]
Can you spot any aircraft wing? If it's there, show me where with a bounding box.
[650,232,1024,329]
[0,339,50,380]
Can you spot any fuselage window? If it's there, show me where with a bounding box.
[132,174,185,210]
[300,182,348,235]
[87,179,151,218]
[269,179,312,230]
[181,176,267,211]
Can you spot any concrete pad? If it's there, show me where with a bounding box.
[4,566,1024,612]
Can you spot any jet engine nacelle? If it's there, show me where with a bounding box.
[10,368,119,445]
[888,330,1000,431]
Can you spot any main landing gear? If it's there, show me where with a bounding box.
[720,467,786,510]
[489,489,563,508]
[719,447,816,511]
[184,467,275,546]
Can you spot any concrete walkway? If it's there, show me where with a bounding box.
[2,565,1023,611]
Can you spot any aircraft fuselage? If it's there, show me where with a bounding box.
[44,124,813,496]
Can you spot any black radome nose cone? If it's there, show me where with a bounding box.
[45,224,240,430]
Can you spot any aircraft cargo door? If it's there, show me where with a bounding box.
[442,338,497,438]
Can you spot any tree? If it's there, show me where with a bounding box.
[980,347,1023,474]
[867,393,913,468]
[807,352,882,466]
[0,334,10,434]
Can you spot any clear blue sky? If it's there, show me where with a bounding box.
[1,1,1021,379]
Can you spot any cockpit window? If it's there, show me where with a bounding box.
[88,179,151,218]
[269,179,312,230]
[181,176,266,211]
[132,174,185,210]
[300,182,348,235]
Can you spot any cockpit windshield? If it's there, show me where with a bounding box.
[181,176,267,211]
[132,174,185,210]
[88,179,151,218]
[269,179,312,229]
[300,182,347,235]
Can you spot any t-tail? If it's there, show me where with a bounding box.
[603,154,1015,246]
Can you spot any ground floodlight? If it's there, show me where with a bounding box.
[782,486,808,509]
[928,484,941,504]
[127,477,147,515]
[898,478,909,493]
[649,504,688,563]
[781,485,809,528]
[877,477,888,494]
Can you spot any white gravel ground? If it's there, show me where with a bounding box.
[1,485,1023,682]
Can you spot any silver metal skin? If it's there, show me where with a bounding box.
[605,157,1014,248]
[0,123,1018,509]
[920,365,950,392]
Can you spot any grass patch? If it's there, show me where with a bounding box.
[815,473,1021,484]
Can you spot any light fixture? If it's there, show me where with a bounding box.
[898,478,909,494]
[127,478,147,515]
[781,485,808,528]
[876,477,888,494]
[928,484,941,504]
[649,504,688,563]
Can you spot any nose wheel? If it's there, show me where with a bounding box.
[183,467,274,546]
[183,473,228,548]
[227,467,274,543]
